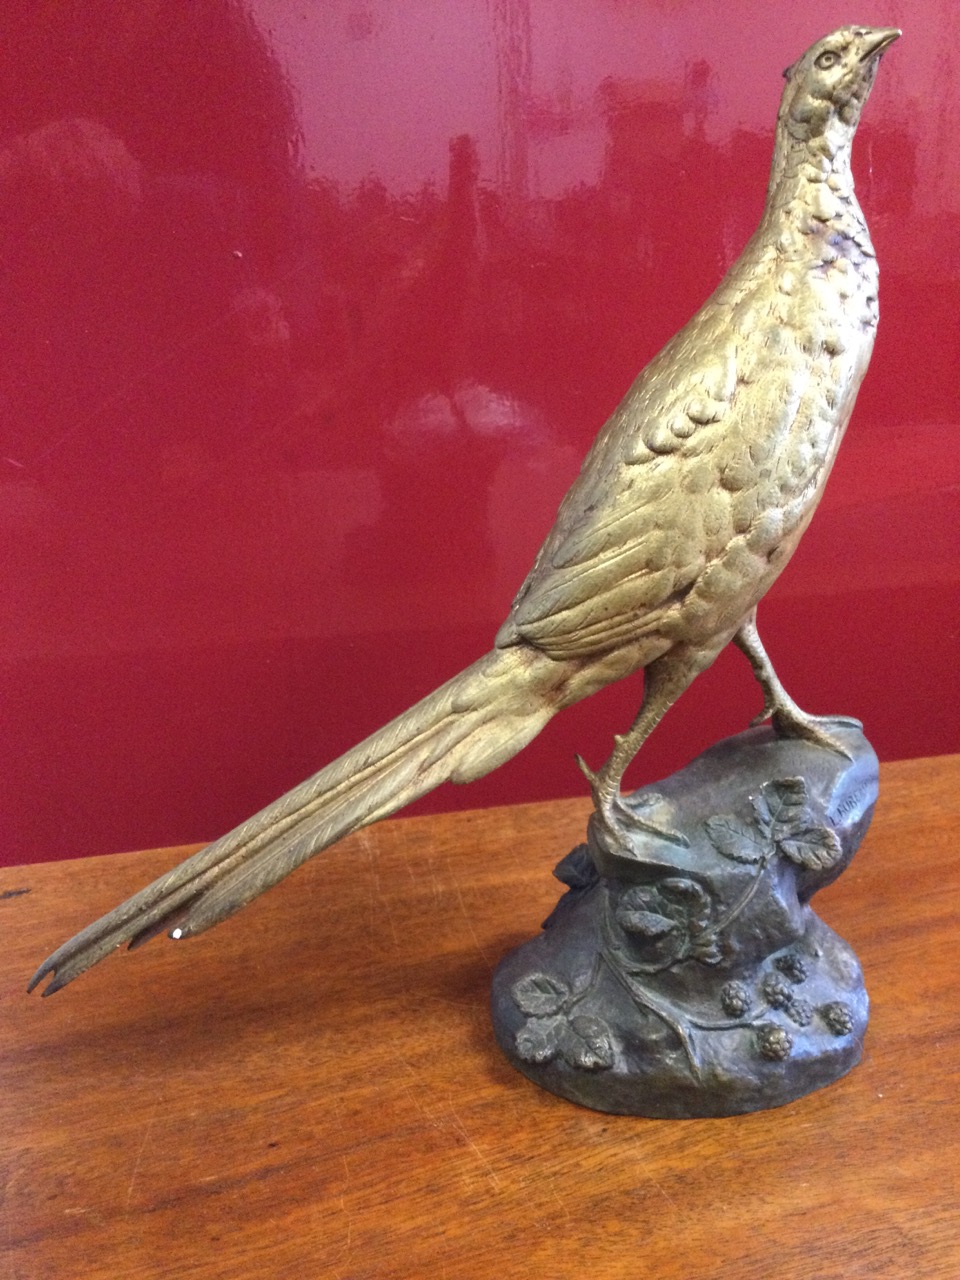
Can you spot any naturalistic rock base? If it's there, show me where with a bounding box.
[491,725,877,1118]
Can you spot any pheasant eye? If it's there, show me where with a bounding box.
[815,50,840,69]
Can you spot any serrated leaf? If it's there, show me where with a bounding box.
[704,815,772,864]
[751,792,773,835]
[515,1015,564,1064]
[565,1016,615,1070]
[779,825,843,871]
[660,877,712,930]
[616,909,677,938]
[660,877,708,905]
[511,972,569,1016]
[618,885,651,910]
[760,777,808,836]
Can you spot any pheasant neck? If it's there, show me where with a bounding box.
[761,134,870,264]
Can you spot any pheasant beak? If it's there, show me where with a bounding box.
[859,28,901,62]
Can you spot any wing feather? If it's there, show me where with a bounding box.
[498,328,809,660]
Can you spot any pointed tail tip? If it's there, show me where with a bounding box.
[26,963,59,997]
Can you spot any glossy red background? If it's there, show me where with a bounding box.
[2,2,958,865]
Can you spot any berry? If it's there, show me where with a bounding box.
[785,996,813,1027]
[775,953,808,984]
[757,1024,793,1061]
[719,980,750,1018]
[820,1001,854,1036]
[761,973,792,1009]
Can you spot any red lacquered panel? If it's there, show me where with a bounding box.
[1,3,957,863]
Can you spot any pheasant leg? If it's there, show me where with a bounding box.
[578,660,697,849]
[735,613,860,756]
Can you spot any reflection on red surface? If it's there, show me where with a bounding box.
[1,3,958,864]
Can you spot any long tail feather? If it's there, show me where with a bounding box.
[29,644,562,995]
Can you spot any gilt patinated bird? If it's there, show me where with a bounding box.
[31,26,899,995]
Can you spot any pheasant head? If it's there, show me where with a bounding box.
[779,26,900,145]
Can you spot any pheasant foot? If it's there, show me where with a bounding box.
[735,615,859,759]
[577,754,689,850]
[765,700,860,758]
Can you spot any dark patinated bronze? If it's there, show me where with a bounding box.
[492,724,876,1116]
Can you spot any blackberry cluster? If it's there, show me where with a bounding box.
[719,980,750,1018]
[760,973,792,1010]
[820,1001,854,1036]
[784,996,813,1027]
[756,1024,793,1061]
[774,952,808,984]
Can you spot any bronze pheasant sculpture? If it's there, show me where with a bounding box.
[31,26,899,996]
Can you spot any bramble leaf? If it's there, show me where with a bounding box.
[660,876,708,905]
[660,876,711,929]
[705,815,773,864]
[515,1015,564,1064]
[616,909,677,938]
[751,791,774,835]
[760,777,808,836]
[512,972,569,1016]
[565,1016,615,1070]
[779,825,843,870]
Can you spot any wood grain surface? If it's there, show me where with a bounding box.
[2,755,959,1280]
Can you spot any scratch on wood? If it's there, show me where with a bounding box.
[636,1157,681,1213]
[396,1056,442,1128]
[544,1174,572,1225]
[446,1104,502,1189]
[326,1153,354,1277]
[400,842,421,886]
[450,874,492,968]
[360,832,400,945]
[125,1105,159,1210]
[1,887,31,900]
[336,1150,354,1227]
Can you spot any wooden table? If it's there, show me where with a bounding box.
[3,755,959,1279]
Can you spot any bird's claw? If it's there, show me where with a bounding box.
[596,790,690,850]
[749,703,776,729]
[770,707,859,759]
[575,753,599,788]
[579,754,688,847]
